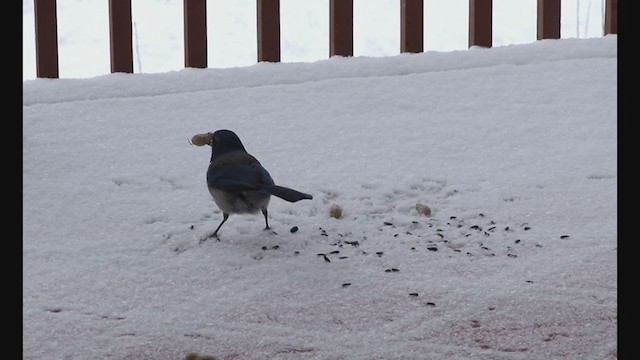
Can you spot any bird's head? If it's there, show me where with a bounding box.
[190,129,246,161]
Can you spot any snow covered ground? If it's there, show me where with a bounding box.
[23,35,617,359]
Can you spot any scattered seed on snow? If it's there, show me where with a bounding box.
[329,204,343,219]
[415,203,432,216]
[290,226,299,233]
[560,235,570,239]
[409,293,419,297]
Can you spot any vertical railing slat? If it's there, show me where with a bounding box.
[330,0,353,57]
[108,0,133,73]
[31,1,615,79]
[604,0,617,35]
[257,0,281,62]
[184,0,207,68]
[469,0,492,48]
[34,0,59,78]
[401,0,424,53]
[537,0,561,40]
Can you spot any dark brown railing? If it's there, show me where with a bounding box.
[33,0,618,79]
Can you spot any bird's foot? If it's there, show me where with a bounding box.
[199,232,220,244]
[263,227,278,235]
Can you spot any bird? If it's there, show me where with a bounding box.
[195,129,313,241]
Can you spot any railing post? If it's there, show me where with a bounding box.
[330,0,353,57]
[257,0,280,62]
[604,0,617,35]
[401,0,423,53]
[537,0,561,40]
[469,0,492,48]
[184,0,207,68]
[34,0,59,79]
[108,0,133,73]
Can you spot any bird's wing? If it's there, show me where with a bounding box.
[207,159,274,192]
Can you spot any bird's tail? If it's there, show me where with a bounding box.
[265,185,313,202]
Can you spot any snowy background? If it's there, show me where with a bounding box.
[23,23,616,360]
[22,0,609,80]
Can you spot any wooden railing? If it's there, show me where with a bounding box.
[33,0,618,79]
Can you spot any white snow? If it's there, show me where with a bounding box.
[23,35,617,360]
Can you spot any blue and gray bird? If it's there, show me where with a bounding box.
[191,129,313,241]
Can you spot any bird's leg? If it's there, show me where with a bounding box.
[261,208,270,230]
[212,213,230,237]
[200,213,229,244]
